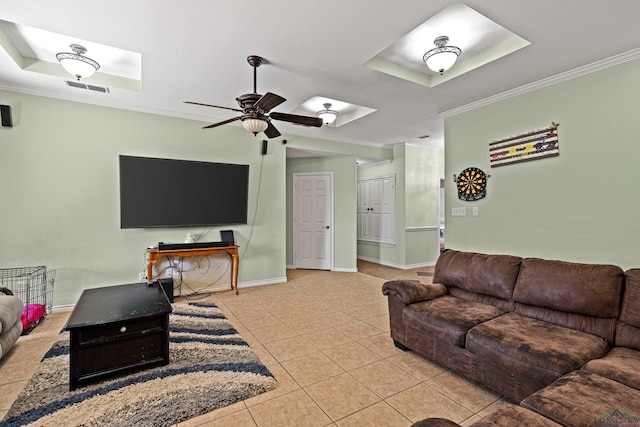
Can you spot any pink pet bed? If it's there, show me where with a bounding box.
[21,304,47,332]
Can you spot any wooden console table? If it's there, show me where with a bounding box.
[146,245,240,294]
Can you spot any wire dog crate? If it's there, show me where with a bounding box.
[0,266,55,334]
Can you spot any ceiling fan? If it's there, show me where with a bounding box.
[186,55,323,138]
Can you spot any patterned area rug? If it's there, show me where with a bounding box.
[2,302,277,427]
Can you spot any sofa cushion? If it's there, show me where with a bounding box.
[433,250,522,300]
[404,296,505,348]
[522,370,640,427]
[447,287,515,312]
[513,258,624,318]
[514,301,618,343]
[471,404,561,427]
[616,269,640,350]
[582,347,640,391]
[467,312,609,378]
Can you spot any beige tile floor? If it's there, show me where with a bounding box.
[0,268,509,426]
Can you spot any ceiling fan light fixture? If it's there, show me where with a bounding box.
[317,103,338,125]
[56,44,100,81]
[242,117,268,135]
[423,36,461,74]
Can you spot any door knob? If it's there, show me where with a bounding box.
[324,226,330,229]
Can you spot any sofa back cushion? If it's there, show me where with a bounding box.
[616,269,640,350]
[433,250,522,300]
[513,258,624,318]
[512,258,624,342]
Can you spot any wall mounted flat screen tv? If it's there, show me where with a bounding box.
[119,155,249,228]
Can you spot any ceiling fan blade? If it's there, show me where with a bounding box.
[185,101,242,113]
[254,92,286,113]
[202,116,242,129]
[264,121,281,138]
[270,112,323,127]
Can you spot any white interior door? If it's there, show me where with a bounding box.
[293,173,333,270]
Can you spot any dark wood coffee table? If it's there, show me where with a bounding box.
[65,282,172,390]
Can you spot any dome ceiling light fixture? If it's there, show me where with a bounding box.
[56,44,100,81]
[423,36,461,75]
[317,103,338,125]
[242,117,268,135]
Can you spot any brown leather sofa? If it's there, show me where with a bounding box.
[396,260,640,426]
[383,249,625,402]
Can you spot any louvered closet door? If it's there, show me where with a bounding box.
[357,175,395,245]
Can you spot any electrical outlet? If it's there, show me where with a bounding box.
[473,207,479,216]
[138,272,146,282]
[166,269,173,278]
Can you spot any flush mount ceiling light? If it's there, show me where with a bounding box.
[242,117,268,135]
[423,36,461,74]
[317,103,338,125]
[56,44,100,81]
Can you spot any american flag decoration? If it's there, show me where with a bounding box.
[489,122,559,167]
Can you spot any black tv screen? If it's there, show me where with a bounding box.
[119,155,249,228]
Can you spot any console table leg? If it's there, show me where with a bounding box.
[230,253,239,294]
[146,261,155,281]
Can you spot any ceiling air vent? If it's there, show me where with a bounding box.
[64,80,110,93]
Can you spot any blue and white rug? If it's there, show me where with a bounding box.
[2,302,277,427]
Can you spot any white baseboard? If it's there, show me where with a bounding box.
[202,276,289,292]
[286,265,357,273]
[358,256,436,270]
[238,276,288,289]
[54,277,290,309]
[332,267,358,273]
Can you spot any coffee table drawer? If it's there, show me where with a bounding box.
[80,316,163,342]
[78,333,165,374]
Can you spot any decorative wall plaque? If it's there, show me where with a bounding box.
[489,122,559,167]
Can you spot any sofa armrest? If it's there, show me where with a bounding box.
[382,280,447,304]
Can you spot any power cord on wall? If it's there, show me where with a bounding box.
[242,151,264,259]
[194,152,264,258]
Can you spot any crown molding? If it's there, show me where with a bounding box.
[0,81,391,149]
[440,47,640,118]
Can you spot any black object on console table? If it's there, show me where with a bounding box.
[157,241,229,251]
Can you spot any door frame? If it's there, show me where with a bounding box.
[292,171,334,270]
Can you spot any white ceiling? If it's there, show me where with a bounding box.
[1,0,640,152]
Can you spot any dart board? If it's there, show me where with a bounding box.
[456,167,487,201]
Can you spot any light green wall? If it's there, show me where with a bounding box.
[0,90,393,306]
[444,59,640,270]
[357,145,407,266]
[285,156,358,271]
[357,144,443,268]
[0,90,287,305]
[405,145,443,228]
[405,145,444,265]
